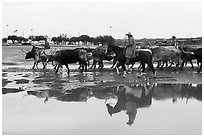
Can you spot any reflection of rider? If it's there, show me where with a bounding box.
[106,81,154,126]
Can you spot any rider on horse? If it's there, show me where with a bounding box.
[124,32,137,65]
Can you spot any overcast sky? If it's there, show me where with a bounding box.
[2,2,202,39]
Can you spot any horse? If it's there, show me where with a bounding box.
[106,44,156,78]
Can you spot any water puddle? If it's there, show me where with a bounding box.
[2,79,202,134]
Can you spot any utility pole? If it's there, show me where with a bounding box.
[31,28,33,36]
[6,25,9,38]
[109,26,112,36]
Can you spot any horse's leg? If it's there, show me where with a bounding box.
[55,63,61,73]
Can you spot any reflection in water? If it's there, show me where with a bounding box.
[2,71,202,128]
[24,81,201,126]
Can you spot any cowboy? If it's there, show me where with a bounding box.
[44,39,50,49]
[172,35,177,48]
[125,32,136,65]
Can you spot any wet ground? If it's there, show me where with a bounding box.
[2,46,202,135]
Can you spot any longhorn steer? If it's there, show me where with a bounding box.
[152,46,181,70]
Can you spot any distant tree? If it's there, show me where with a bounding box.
[89,37,96,45]
[51,37,57,44]
[56,36,63,43]
[79,35,91,45]
[17,36,28,43]
[95,35,115,45]
[70,36,79,44]
[28,36,35,41]
[2,38,8,43]
[8,35,18,44]
[34,35,46,41]
[103,35,115,45]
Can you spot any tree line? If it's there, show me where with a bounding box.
[2,34,115,46]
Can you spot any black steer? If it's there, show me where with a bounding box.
[52,49,88,74]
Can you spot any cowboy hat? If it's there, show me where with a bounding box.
[126,32,132,36]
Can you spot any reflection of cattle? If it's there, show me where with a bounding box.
[57,88,93,102]
[27,90,50,103]
[51,49,88,74]
[152,83,202,102]
[152,84,182,102]
[152,47,181,70]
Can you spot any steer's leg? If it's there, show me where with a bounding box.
[148,62,156,78]
[110,59,116,68]
[138,62,145,78]
[90,59,96,69]
[115,62,120,75]
[32,61,37,69]
[122,64,127,78]
[180,61,184,70]
[64,64,70,75]
[189,60,194,69]
[55,63,61,73]
[198,63,202,72]
[84,61,88,72]
[42,61,47,69]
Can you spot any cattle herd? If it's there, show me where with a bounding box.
[24,44,202,78]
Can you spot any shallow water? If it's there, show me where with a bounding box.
[2,46,202,135]
[2,71,202,135]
